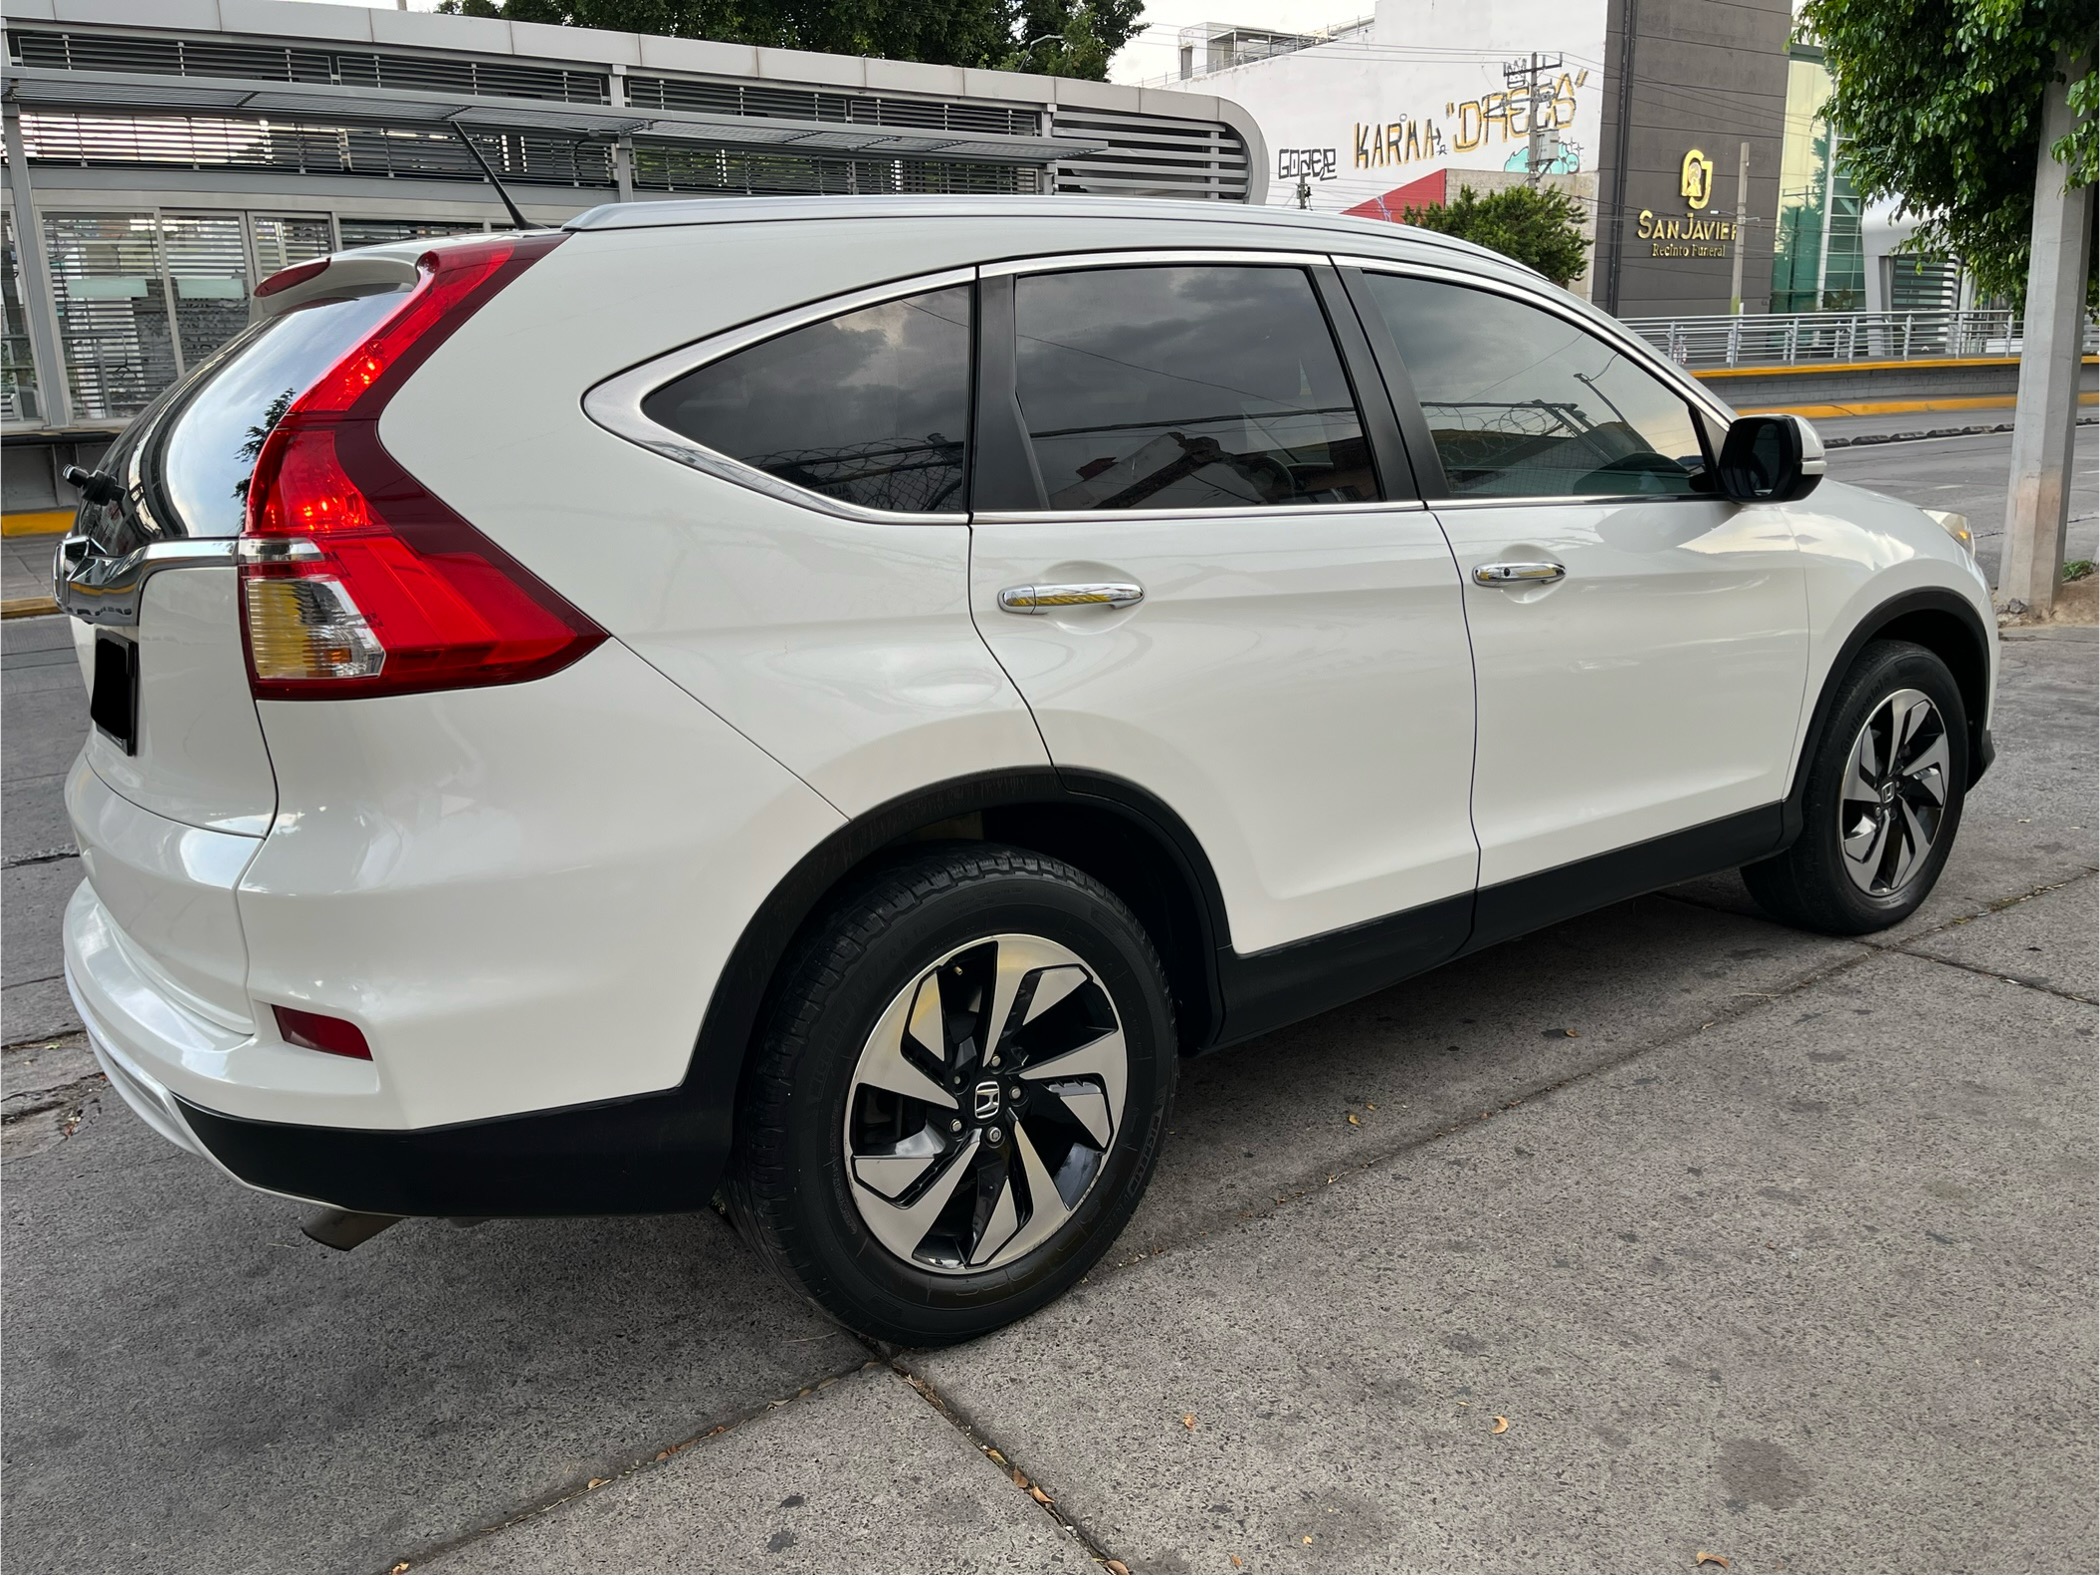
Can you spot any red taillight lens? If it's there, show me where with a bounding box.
[273,1004,373,1061]
[240,233,605,700]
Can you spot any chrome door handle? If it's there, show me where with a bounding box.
[998,582,1145,614]
[1472,561,1566,588]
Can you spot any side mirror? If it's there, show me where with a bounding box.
[1716,413,1826,503]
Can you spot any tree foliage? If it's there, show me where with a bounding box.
[434,0,1142,79]
[1400,184,1591,287]
[1797,0,2096,304]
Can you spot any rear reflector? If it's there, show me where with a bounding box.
[273,1004,373,1061]
[239,233,606,700]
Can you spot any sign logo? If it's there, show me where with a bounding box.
[973,1081,1002,1121]
[1680,148,1715,210]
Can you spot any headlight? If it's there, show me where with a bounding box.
[1924,509,1974,557]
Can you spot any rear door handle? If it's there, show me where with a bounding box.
[998,582,1145,614]
[1472,561,1566,588]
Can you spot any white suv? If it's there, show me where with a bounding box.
[55,198,1996,1344]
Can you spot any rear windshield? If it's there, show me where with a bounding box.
[88,289,400,550]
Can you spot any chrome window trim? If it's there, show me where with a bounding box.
[974,499,1424,525]
[980,246,1337,277]
[582,265,979,528]
[1431,492,1726,511]
[1329,253,1743,436]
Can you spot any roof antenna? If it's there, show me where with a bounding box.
[448,118,531,230]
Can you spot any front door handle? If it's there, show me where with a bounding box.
[998,582,1145,614]
[1472,561,1566,588]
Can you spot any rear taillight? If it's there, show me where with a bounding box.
[240,233,605,700]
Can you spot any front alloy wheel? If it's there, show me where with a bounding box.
[1742,639,1969,935]
[1838,687,1951,897]
[843,934,1126,1274]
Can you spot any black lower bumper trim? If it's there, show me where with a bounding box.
[175,1086,732,1218]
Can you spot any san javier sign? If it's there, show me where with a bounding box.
[1638,147,1737,258]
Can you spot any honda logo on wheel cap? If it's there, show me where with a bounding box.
[972,1080,1002,1121]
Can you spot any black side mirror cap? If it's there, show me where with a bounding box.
[1716,413,1826,503]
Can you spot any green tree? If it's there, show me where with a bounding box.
[1400,184,1591,287]
[1797,0,2096,304]
[434,0,1142,79]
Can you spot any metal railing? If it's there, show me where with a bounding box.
[1621,309,2100,368]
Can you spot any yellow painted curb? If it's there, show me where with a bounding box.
[1737,391,2100,419]
[2,509,73,538]
[1,595,60,619]
[1695,353,2099,380]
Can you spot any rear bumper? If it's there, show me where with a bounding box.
[172,1086,734,1218]
[67,878,734,1217]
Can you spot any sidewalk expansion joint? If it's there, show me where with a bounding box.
[376,1355,880,1575]
[878,1352,1131,1575]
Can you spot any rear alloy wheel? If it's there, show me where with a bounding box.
[1743,639,1969,935]
[843,933,1128,1274]
[729,847,1175,1345]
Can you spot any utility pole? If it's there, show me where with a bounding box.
[1728,140,1751,315]
[1503,52,1564,186]
[1295,174,1312,210]
[2002,48,2097,618]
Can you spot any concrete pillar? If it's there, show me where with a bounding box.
[2,101,75,430]
[2002,49,2097,615]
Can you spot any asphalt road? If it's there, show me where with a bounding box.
[3,434,2095,1573]
[1820,422,2098,592]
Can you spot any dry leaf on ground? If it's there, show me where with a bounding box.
[1028,1486,1054,1506]
[1103,1562,1130,1574]
[1346,1113,1361,1125]
[1182,1414,1196,1430]
[1694,1554,1731,1570]
[1490,1416,1510,1434]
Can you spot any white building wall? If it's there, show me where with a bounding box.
[1198,0,1608,241]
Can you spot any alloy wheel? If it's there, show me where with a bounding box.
[1838,686,1951,896]
[841,933,1127,1274]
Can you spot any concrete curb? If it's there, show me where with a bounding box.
[1824,413,2100,449]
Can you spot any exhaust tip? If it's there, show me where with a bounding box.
[302,1208,402,1251]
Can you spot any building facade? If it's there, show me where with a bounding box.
[1,0,1262,489]
[1173,0,1801,318]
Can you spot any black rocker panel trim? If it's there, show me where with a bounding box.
[1209,891,1471,1047]
[1782,587,1993,844]
[1466,804,1786,956]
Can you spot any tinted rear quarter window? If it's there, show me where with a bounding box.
[642,285,972,515]
[1011,265,1374,511]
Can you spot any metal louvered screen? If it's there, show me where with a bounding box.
[3,213,42,424]
[8,29,609,103]
[631,142,1037,197]
[42,212,175,422]
[1051,106,1249,199]
[337,219,484,249]
[161,212,251,369]
[626,76,1038,136]
[19,112,615,189]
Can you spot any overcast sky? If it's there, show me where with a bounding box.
[273,0,1363,88]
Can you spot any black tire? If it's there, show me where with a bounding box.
[727,845,1176,1346]
[1742,639,1969,935]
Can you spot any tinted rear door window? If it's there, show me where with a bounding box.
[642,285,972,515]
[1011,266,1374,511]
